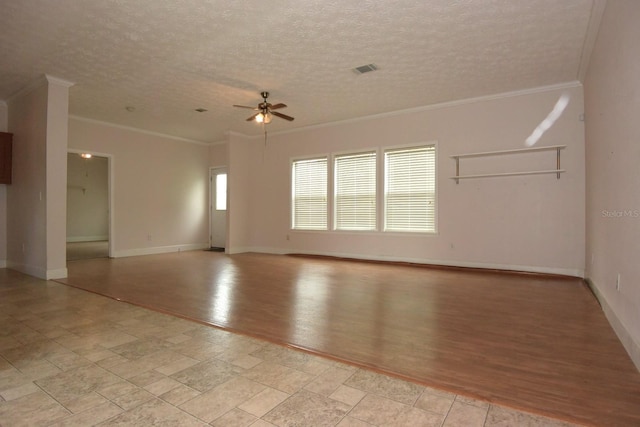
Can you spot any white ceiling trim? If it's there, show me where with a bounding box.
[67,148,113,159]
[45,74,75,88]
[6,75,49,104]
[577,0,608,82]
[249,81,584,140]
[223,130,252,140]
[68,80,583,144]
[69,115,210,146]
[6,74,74,104]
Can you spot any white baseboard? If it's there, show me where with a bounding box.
[67,235,109,243]
[586,278,640,372]
[7,261,47,279]
[113,243,209,258]
[6,261,67,280]
[244,247,583,277]
[227,246,260,255]
[46,268,68,280]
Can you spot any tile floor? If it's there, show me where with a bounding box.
[0,272,582,426]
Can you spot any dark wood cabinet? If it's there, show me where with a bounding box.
[0,132,12,184]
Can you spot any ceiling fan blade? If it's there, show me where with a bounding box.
[269,103,287,110]
[246,113,260,121]
[272,111,295,121]
[233,104,258,110]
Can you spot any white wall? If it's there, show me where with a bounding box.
[210,142,228,168]
[68,118,210,257]
[67,153,109,241]
[7,81,49,277]
[226,132,252,253]
[233,85,586,276]
[584,0,640,369]
[6,76,70,279]
[45,80,71,275]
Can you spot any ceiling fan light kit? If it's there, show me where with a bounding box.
[255,112,272,124]
[234,91,294,124]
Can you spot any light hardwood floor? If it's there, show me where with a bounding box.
[0,268,578,426]
[55,251,640,426]
[66,241,109,261]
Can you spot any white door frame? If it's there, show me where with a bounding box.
[67,149,115,258]
[209,166,228,250]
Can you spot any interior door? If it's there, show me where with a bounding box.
[210,167,228,249]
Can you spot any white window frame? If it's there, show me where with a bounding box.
[383,143,437,233]
[291,156,329,230]
[333,150,378,231]
[289,142,437,235]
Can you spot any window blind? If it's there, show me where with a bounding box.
[292,158,327,230]
[384,146,436,232]
[334,152,377,230]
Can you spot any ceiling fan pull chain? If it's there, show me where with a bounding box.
[264,124,268,147]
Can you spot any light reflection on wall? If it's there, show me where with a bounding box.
[525,93,570,147]
[211,263,237,324]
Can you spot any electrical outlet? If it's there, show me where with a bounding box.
[286,234,290,241]
[616,273,621,291]
[147,234,152,241]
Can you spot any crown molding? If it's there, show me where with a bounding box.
[577,0,607,82]
[249,81,584,140]
[69,115,211,146]
[224,130,251,139]
[45,74,75,88]
[7,76,48,103]
[7,74,74,103]
[209,139,228,146]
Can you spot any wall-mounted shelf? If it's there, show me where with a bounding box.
[450,145,566,184]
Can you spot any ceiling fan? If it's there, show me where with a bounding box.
[233,91,294,124]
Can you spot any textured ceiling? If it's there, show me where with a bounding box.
[0,0,600,143]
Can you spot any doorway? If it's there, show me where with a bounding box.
[210,167,228,251]
[66,151,111,260]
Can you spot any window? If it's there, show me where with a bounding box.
[334,151,376,230]
[215,173,227,210]
[292,157,327,230]
[290,144,437,234]
[384,145,436,232]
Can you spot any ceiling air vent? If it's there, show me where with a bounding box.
[352,63,378,75]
